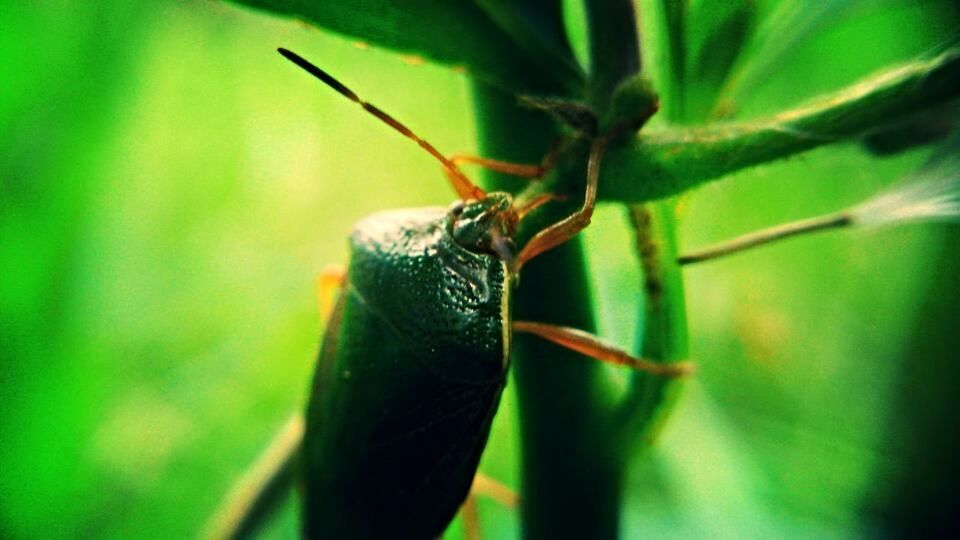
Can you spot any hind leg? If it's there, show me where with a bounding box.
[460,473,519,540]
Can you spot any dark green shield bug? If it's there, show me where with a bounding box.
[209,49,691,540]
[304,201,514,539]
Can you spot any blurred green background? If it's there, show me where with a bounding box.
[1,0,958,538]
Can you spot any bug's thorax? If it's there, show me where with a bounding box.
[447,192,518,265]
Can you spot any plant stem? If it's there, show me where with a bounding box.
[585,0,641,111]
[469,1,645,537]
[616,1,692,454]
[470,83,622,539]
[618,202,690,448]
[600,47,960,203]
[509,242,623,540]
[658,0,687,121]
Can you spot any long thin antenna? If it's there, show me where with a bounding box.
[278,48,485,201]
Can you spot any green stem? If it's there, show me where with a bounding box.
[600,47,960,203]
[585,0,641,111]
[617,0,691,456]
[468,1,644,538]
[619,203,689,446]
[510,242,623,540]
[658,0,687,121]
[470,83,622,539]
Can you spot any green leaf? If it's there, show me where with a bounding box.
[862,99,959,155]
[636,0,687,120]
[225,0,582,94]
[474,0,584,90]
[713,0,860,111]
[684,0,758,122]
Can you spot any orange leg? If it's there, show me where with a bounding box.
[514,193,564,220]
[513,137,608,272]
[459,473,519,540]
[470,473,519,507]
[316,264,346,321]
[450,142,559,180]
[203,416,305,540]
[512,321,695,377]
[460,496,481,540]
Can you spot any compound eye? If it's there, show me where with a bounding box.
[449,200,465,216]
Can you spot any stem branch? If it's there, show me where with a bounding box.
[679,212,851,265]
[600,47,960,202]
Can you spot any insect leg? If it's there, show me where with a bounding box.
[461,496,481,540]
[513,137,608,271]
[514,193,564,220]
[316,264,346,321]
[205,264,344,538]
[203,415,304,540]
[471,473,519,507]
[459,473,519,540]
[512,321,694,377]
[449,141,560,180]
[450,155,545,179]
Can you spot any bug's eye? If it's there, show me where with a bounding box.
[450,201,465,216]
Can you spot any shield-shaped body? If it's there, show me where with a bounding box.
[301,207,511,539]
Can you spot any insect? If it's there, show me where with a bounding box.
[208,48,690,540]
[205,46,960,540]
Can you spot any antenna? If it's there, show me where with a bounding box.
[277,48,485,201]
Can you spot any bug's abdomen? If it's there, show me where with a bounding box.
[301,285,506,539]
[300,209,510,539]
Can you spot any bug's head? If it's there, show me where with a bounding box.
[448,192,518,261]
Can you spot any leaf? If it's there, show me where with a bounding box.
[226,0,582,94]
[659,0,687,119]
[862,103,959,155]
[712,0,859,112]
[474,0,584,90]
[684,0,758,122]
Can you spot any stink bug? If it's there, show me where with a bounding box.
[208,49,690,540]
